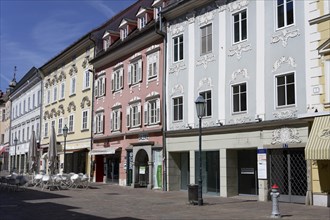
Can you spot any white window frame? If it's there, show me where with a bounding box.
[95,76,106,97]
[60,82,65,100]
[199,90,212,117]
[275,72,296,108]
[82,110,89,130]
[68,114,74,132]
[38,90,41,106]
[95,112,104,134]
[58,118,63,134]
[144,99,160,125]
[121,27,128,40]
[83,70,90,90]
[276,0,295,30]
[47,90,51,105]
[232,9,247,44]
[70,77,76,96]
[173,96,183,122]
[111,68,123,92]
[232,83,247,114]
[147,52,159,80]
[126,103,141,128]
[111,109,121,132]
[53,85,57,102]
[44,122,49,138]
[173,35,184,62]
[27,125,30,141]
[103,38,110,50]
[128,60,142,86]
[139,15,146,29]
[200,24,212,55]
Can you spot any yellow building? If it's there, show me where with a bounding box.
[39,33,94,177]
[304,0,330,207]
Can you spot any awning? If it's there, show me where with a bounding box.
[90,147,121,155]
[305,115,330,160]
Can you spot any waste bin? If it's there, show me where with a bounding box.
[188,184,198,204]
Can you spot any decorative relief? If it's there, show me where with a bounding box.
[129,96,141,103]
[67,101,76,112]
[80,96,91,108]
[170,84,184,97]
[50,108,57,118]
[146,91,160,99]
[69,64,78,76]
[170,22,186,36]
[44,82,49,89]
[196,54,215,69]
[198,11,214,26]
[130,52,142,60]
[170,123,187,130]
[271,127,302,144]
[217,0,249,13]
[186,11,196,23]
[169,62,186,75]
[273,109,297,119]
[228,43,252,60]
[44,111,50,120]
[198,77,213,90]
[146,44,160,52]
[229,68,249,84]
[271,28,300,47]
[228,116,253,124]
[272,56,297,72]
[82,55,90,68]
[58,104,65,115]
[112,102,122,108]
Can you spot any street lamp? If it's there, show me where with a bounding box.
[13,137,18,172]
[195,95,205,206]
[63,125,68,173]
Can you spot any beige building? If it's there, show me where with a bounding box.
[304,0,330,207]
[0,90,11,171]
[39,33,94,177]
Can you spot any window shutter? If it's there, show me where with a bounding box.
[144,102,149,125]
[128,64,132,85]
[101,114,104,133]
[93,116,96,133]
[110,112,113,131]
[103,78,106,96]
[95,80,99,97]
[156,99,160,123]
[119,110,122,131]
[119,69,123,89]
[137,103,141,126]
[138,59,142,82]
[126,106,131,127]
[111,73,114,92]
[148,63,152,78]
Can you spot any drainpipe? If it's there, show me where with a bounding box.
[88,33,96,181]
[155,11,167,191]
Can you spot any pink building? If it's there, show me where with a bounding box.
[90,0,165,189]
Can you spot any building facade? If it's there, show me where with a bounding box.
[162,0,310,203]
[90,0,165,189]
[8,67,42,174]
[39,35,94,176]
[0,90,10,171]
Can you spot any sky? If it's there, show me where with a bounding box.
[0,0,136,92]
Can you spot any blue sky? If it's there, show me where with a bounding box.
[0,0,136,92]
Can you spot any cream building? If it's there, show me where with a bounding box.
[39,33,94,177]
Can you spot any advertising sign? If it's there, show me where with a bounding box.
[257,149,267,179]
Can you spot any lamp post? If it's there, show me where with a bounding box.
[63,125,68,173]
[195,95,205,206]
[13,137,18,172]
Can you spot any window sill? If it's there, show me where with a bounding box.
[58,98,65,102]
[82,87,90,92]
[275,23,295,32]
[69,93,76,98]
[232,111,247,116]
[275,104,296,109]
[232,39,248,46]
[81,128,89,132]
[147,76,158,82]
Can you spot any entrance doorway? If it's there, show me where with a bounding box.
[180,152,189,190]
[105,155,120,183]
[134,149,149,187]
[238,149,257,195]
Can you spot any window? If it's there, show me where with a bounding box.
[22,128,25,142]
[47,90,50,105]
[126,103,141,128]
[200,90,212,117]
[53,86,57,102]
[58,118,63,134]
[60,82,65,99]
[139,16,146,29]
[36,122,39,138]
[111,109,121,131]
[128,60,142,85]
[23,100,26,113]
[95,113,104,133]
[111,69,123,92]
[104,38,110,50]
[70,77,76,95]
[38,90,41,106]
[232,83,247,113]
[82,110,88,130]
[233,10,247,43]
[144,99,160,125]
[33,93,36,107]
[19,102,21,115]
[276,73,295,107]
[201,24,212,54]
[95,76,106,97]
[83,70,90,90]
[173,96,183,121]
[27,126,30,140]
[277,0,294,29]
[44,122,48,137]
[69,115,74,132]
[2,109,5,121]
[173,35,183,62]
[121,27,128,40]
[147,52,158,79]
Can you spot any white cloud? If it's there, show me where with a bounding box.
[86,0,116,18]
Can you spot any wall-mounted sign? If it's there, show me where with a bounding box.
[257,149,267,179]
[139,166,146,175]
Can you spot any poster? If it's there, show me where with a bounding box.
[257,149,267,179]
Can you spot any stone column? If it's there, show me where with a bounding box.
[147,161,153,189]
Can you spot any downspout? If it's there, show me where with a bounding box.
[88,33,96,181]
[155,11,167,191]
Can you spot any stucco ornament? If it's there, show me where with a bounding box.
[170,84,184,97]
[272,56,297,72]
[82,55,90,69]
[169,62,186,75]
[228,116,252,124]
[67,102,76,112]
[198,77,213,90]
[271,28,300,47]
[58,104,65,115]
[271,127,302,144]
[198,11,214,26]
[227,0,249,12]
[273,109,297,119]
[170,23,186,36]
[228,43,252,60]
[186,11,195,23]
[80,96,91,108]
[229,68,249,84]
[196,54,215,69]
[69,64,78,76]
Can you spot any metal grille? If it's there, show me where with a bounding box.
[269,149,307,202]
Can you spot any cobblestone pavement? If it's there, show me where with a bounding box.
[1,183,329,220]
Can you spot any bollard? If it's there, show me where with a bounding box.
[270,184,281,218]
